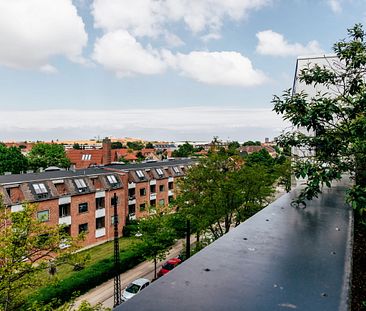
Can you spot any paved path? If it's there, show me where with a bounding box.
[73,237,194,309]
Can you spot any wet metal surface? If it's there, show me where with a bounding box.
[116,182,353,311]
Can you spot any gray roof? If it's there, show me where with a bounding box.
[0,158,195,185]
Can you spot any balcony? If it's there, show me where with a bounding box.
[168,190,174,196]
[95,208,105,218]
[58,215,71,225]
[168,177,174,182]
[150,193,156,200]
[128,198,136,205]
[95,227,106,238]
[149,179,157,185]
[116,180,352,311]
[128,182,136,189]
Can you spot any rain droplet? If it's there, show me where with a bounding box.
[204,268,211,272]
[321,293,328,297]
[331,251,336,255]
[335,227,340,231]
[243,238,248,240]
[248,247,256,251]
[273,284,278,288]
[266,219,270,222]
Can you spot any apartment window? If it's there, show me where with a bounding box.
[107,175,118,185]
[168,181,174,190]
[140,188,146,196]
[156,168,164,177]
[111,195,118,206]
[79,223,88,234]
[81,154,92,160]
[78,202,88,213]
[75,178,87,192]
[173,167,180,174]
[96,197,105,209]
[168,196,173,203]
[150,184,156,193]
[128,188,135,199]
[96,217,105,229]
[159,184,165,192]
[150,199,156,207]
[159,199,165,207]
[128,204,136,215]
[140,203,146,212]
[37,210,49,222]
[59,203,70,217]
[111,215,118,225]
[136,170,145,180]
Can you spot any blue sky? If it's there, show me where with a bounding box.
[0,0,365,142]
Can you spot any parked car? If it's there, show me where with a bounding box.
[122,278,150,302]
[157,257,182,277]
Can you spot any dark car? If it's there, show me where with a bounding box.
[157,257,182,277]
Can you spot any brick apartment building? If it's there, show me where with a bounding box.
[0,159,193,248]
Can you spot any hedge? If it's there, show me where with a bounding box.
[25,249,144,309]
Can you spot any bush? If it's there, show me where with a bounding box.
[25,248,144,309]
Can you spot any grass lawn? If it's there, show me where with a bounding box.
[26,237,141,296]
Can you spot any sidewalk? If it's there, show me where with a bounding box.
[73,237,194,309]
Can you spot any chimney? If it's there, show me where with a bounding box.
[102,137,112,165]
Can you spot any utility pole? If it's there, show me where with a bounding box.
[113,193,122,307]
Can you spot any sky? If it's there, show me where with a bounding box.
[0,0,365,142]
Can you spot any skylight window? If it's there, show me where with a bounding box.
[136,170,145,179]
[33,183,47,194]
[173,167,180,174]
[75,178,87,189]
[107,175,118,185]
[82,154,92,160]
[156,168,164,177]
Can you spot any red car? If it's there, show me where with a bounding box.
[157,257,182,277]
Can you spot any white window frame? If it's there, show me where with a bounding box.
[75,178,87,189]
[156,168,164,177]
[107,175,118,184]
[33,183,48,194]
[136,170,144,178]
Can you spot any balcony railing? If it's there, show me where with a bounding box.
[116,180,353,311]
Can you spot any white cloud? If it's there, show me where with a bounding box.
[172,51,268,87]
[0,107,286,141]
[256,30,324,57]
[327,0,342,13]
[0,0,87,71]
[92,0,270,40]
[92,30,166,77]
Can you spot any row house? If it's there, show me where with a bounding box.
[0,159,194,248]
[0,169,127,246]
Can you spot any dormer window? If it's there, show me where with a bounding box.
[156,168,164,177]
[33,183,47,194]
[107,175,118,186]
[33,183,48,199]
[136,170,145,180]
[74,178,87,192]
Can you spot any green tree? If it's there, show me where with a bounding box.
[175,151,277,240]
[28,143,71,171]
[227,141,240,150]
[0,145,28,175]
[126,141,144,150]
[273,24,366,219]
[242,140,261,146]
[0,200,80,310]
[72,143,81,150]
[136,210,177,280]
[111,142,123,149]
[145,142,154,149]
[172,142,195,157]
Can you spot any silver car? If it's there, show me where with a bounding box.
[122,278,150,302]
